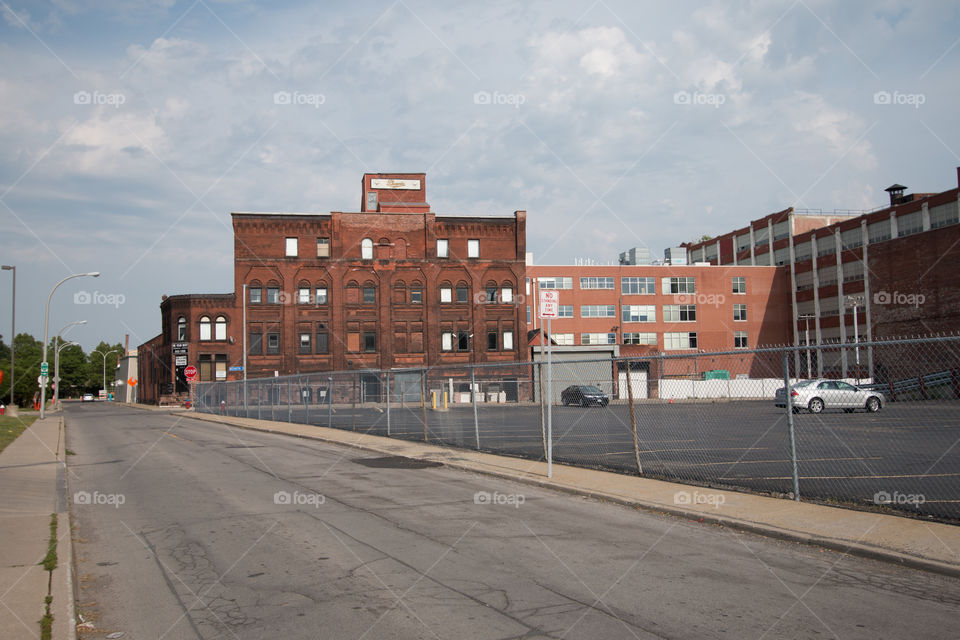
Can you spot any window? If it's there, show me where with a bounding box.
[537,276,573,289]
[249,332,262,355]
[456,285,469,303]
[664,332,697,349]
[298,287,311,304]
[468,239,479,258]
[266,333,280,354]
[437,239,449,258]
[215,355,227,381]
[732,276,746,294]
[317,237,330,257]
[930,202,959,229]
[457,331,470,351]
[552,333,574,346]
[285,237,298,257]
[816,235,835,257]
[581,305,616,318]
[440,287,452,303]
[299,332,311,354]
[411,287,422,304]
[441,332,453,351]
[199,316,211,341]
[487,331,498,350]
[177,317,186,340]
[662,277,695,294]
[558,305,574,318]
[526,306,531,323]
[580,276,615,289]
[622,277,655,294]
[503,331,514,350]
[897,211,922,236]
[442,331,470,351]
[734,331,748,348]
[500,286,513,303]
[214,316,227,340]
[582,333,616,345]
[623,332,657,345]
[249,287,262,304]
[199,354,212,381]
[794,241,812,262]
[484,286,498,303]
[734,304,747,321]
[315,331,328,354]
[841,228,862,250]
[364,332,376,353]
[868,220,891,243]
[663,305,697,322]
[363,286,376,304]
[622,305,656,323]
[361,238,373,260]
[315,287,328,304]
[266,287,280,304]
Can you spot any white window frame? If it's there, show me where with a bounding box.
[361,238,373,260]
[285,237,298,257]
[503,331,514,350]
[467,239,479,258]
[440,287,452,303]
[437,239,449,258]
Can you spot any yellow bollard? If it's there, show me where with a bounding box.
[443,391,448,410]
[432,391,437,409]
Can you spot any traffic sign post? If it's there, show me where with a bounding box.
[40,361,49,377]
[184,365,198,382]
[539,290,559,478]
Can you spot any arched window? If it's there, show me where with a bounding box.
[361,238,373,260]
[501,281,514,303]
[215,316,227,341]
[177,316,186,340]
[199,316,211,341]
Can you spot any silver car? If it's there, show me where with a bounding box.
[774,379,885,414]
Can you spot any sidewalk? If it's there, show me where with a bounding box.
[175,408,960,577]
[0,416,73,640]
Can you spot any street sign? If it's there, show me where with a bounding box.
[184,365,198,381]
[229,366,243,372]
[539,290,559,319]
[40,361,49,376]
[174,355,187,367]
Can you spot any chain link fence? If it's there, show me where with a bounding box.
[193,336,960,521]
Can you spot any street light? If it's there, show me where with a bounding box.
[92,348,119,402]
[845,295,864,384]
[54,320,87,408]
[798,314,815,379]
[1,265,14,408]
[54,341,80,408]
[41,272,99,418]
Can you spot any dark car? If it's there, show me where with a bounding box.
[560,385,609,407]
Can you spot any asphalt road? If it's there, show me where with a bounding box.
[210,398,960,519]
[66,403,960,639]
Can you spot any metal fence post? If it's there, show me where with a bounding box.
[538,361,546,461]
[626,361,642,475]
[352,373,358,432]
[287,377,292,423]
[782,352,801,501]
[471,367,479,449]
[257,382,261,420]
[301,376,309,424]
[421,369,428,442]
[328,376,333,427]
[386,372,391,437]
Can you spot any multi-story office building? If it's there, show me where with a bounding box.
[684,167,960,377]
[139,173,528,405]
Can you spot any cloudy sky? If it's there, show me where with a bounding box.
[1,0,958,351]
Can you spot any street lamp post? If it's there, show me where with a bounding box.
[53,320,86,409]
[55,341,80,408]
[798,314,815,379]
[41,272,99,418]
[1,265,14,408]
[93,349,119,402]
[845,296,864,384]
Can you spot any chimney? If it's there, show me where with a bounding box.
[884,184,908,207]
[124,333,129,354]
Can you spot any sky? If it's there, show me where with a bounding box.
[1,0,958,352]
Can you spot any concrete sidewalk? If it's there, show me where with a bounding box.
[0,415,74,640]
[171,408,960,577]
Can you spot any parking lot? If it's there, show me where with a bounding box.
[216,397,960,520]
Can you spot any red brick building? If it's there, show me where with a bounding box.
[139,173,527,405]
[684,166,960,377]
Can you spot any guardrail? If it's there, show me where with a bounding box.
[860,368,960,401]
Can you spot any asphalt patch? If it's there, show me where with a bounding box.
[353,456,443,469]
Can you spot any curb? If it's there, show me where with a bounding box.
[177,410,960,578]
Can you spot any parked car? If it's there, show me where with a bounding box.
[774,379,885,414]
[81,393,95,402]
[560,385,609,407]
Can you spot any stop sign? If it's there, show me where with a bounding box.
[184,365,198,381]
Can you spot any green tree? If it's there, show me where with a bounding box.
[8,333,44,408]
[56,344,88,399]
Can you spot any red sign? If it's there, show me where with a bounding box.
[184,365,198,381]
